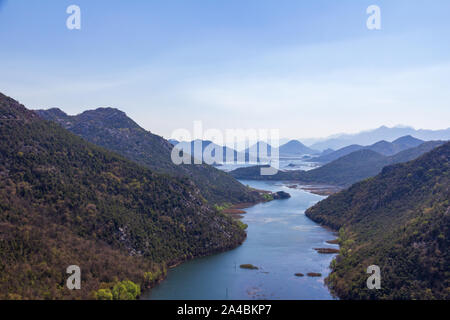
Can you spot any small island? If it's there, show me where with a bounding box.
[307,272,322,277]
[240,264,259,270]
[294,273,305,277]
[273,191,291,199]
[314,248,340,254]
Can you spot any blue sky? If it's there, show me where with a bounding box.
[0,0,449,139]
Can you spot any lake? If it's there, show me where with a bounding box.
[142,180,338,300]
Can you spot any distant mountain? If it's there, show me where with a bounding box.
[174,139,318,163]
[305,142,450,299]
[319,148,334,157]
[302,140,443,186]
[279,140,319,157]
[301,149,387,186]
[391,135,424,150]
[244,141,274,162]
[310,126,450,151]
[0,93,248,299]
[389,140,445,163]
[312,135,425,163]
[229,141,445,186]
[313,144,365,163]
[37,108,261,205]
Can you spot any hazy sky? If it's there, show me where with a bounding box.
[0,0,449,139]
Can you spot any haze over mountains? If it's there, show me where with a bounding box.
[279,140,318,157]
[311,135,426,163]
[305,125,450,151]
[168,127,450,164]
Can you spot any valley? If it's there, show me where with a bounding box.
[0,91,448,300]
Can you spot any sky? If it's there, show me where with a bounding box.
[0,0,449,140]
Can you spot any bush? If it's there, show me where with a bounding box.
[112,280,140,300]
[95,289,113,300]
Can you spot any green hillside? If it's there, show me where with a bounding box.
[36,108,260,205]
[0,93,247,299]
[305,142,450,299]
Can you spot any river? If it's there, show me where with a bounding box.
[142,180,338,300]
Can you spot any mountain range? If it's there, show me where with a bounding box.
[229,140,446,187]
[307,125,450,151]
[279,140,319,157]
[170,139,320,163]
[36,108,261,205]
[311,135,425,163]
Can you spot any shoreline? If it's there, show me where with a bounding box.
[285,183,343,196]
[143,183,339,300]
[142,194,271,299]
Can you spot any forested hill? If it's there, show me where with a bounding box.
[305,142,450,299]
[36,107,260,205]
[0,93,247,299]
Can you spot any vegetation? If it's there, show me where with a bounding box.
[240,264,259,270]
[262,194,274,201]
[235,220,248,231]
[93,280,140,300]
[36,108,263,206]
[306,142,450,299]
[307,273,322,277]
[0,93,247,299]
[314,248,340,254]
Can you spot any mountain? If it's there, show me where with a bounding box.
[312,135,425,163]
[305,142,450,299]
[0,93,249,299]
[244,141,274,162]
[174,139,318,163]
[312,144,365,163]
[229,149,387,185]
[389,140,445,163]
[279,140,319,157]
[370,135,424,155]
[229,141,445,186]
[391,135,424,150]
[36,108,261,205]
[319,148,335,157]
[310,126,450,151]
[302,141,443,186]
[301,149,387,186]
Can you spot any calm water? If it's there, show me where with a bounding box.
[143,180,338,300]
[216,158,320,172]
